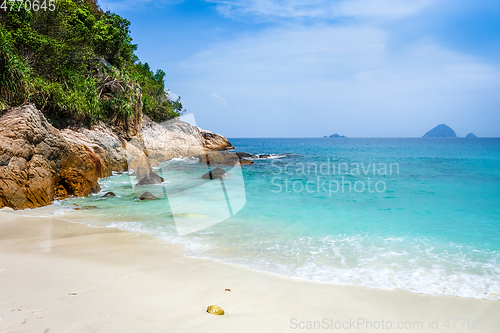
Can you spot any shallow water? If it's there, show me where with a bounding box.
[27,138,500,300]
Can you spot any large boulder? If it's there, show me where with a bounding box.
[139,116,234,163]
[423,124,457,138]
[199,129,233,150]
[140,115,205,162]
[139,191,157,200]
[0,105,104,209]
[137,171,164,185]
[202,167,227,180]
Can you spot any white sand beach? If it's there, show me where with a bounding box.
[1,210,499,333]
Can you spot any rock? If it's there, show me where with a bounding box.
[235,152,257,159]
[199,129,233,150]
[102,192,116,197]
[328,133,347,138]
[198,151,240,166]
[59,168,100,197]
[141,115,206,162]
[137,171,164,185]
[239,158,255,165]
[131,166,148,179]
[198,151,255,166]
[465,133,477,138]
[60,124,129,176]
[54,184,68,199]
[140,116,234,163]
[0,105,103,209]
[139,191,157,200]
[259,154,272,159]
[206,305,225,316]
[423,124,457,138]
[202,167,227,180]
[0,104,234,209]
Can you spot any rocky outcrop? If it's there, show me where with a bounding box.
[199,129,234,150]
[0,105,104,209]
[465,133,477,138]
[423,124,457,138]
[60,124,129,176]
[140,115,205,163]
[139,116,233,163]
[0,104,236,210]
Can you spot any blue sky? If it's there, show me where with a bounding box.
[99,0,500,137]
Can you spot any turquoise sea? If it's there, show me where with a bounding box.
[39,138,500,299]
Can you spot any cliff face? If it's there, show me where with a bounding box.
[0,104,233,210]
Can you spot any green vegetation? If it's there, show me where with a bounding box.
[0,0,183,126]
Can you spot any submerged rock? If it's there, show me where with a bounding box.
[234,152,257,159]
[139,191,157,200]
[206,305,225,316]
[202,167,227,180]
[137,171,164,185]
[102,192,116,197]
[423,124,457,138]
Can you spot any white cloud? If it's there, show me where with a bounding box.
[211,93,228,106]
[206,0,436,20]
[173,25,500,137]
[167,91,180,101]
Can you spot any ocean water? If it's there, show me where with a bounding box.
[35,138,500,299]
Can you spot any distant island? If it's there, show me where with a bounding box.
[324,133,347,138]
[465,133,477,138]
[423,124,457,138]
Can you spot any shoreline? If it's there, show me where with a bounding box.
[1,210,499,332]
